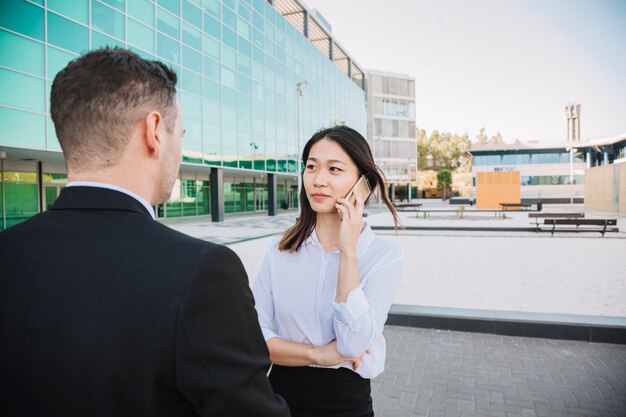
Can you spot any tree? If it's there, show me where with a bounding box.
[417,129,471,171]
[437,170,453,200]
[475,127,488,145]
[489,132,504,144]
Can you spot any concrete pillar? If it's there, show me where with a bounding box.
[586,149,592,169]
[210,167,224,222]
[604,148,609,166]
[268,173,277,216]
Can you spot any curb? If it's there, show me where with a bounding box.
[386,304,626,345]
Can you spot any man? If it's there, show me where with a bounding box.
[0,48,290,417]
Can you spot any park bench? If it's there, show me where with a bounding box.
[393,202,423,211]
[500,202,532,211]
[528,212,585,231]
[414,208,505,219]
[543,218,618,237]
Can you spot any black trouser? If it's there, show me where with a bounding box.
[269,365,374,417]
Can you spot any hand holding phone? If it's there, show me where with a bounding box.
[337,176,372,219]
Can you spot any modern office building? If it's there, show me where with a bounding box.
[365,69,416,201]
[0,0,367,230]
[470,132,626,202]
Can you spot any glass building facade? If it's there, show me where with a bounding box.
[0,0,367,229]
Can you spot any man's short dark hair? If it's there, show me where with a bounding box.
[50,48,177,171]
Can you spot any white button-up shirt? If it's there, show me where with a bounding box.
[252,223,403,379]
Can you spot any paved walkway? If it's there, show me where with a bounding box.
[374,326,626,417]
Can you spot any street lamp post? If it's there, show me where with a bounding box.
[566,146,577,205]
[407,156,413,203]
[296,81,308,212]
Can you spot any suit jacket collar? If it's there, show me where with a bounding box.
[50,186,154,219]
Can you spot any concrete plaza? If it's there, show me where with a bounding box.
[162,201,626,416]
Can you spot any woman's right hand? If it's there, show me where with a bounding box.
[309,340,367,370]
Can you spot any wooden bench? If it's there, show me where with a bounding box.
[528,213,585,231]
[543,218,619,237]
[500,202,532,211]
[393,202,423,212]
[415,209,504,219]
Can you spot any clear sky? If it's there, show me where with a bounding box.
[302,0,626,143]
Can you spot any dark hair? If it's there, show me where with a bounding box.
[50,47,178,171]
[278,125,400,252]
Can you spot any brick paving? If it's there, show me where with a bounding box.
[373,326,626,417]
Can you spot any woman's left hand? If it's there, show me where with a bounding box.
[335,191,365,255]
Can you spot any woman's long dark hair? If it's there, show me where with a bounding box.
[278,125,400,253]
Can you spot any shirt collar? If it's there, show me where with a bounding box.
[306,221,375,259]
[65,181,156,220]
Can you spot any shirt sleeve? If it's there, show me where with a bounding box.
[251,244,279,342]
[332,244,404,358]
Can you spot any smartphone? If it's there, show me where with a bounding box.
[337,175,372,218]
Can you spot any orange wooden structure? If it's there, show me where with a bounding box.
[475,171,521,209]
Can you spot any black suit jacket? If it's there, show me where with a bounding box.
[0,186,289,417]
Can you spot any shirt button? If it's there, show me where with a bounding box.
[350,323,358,331]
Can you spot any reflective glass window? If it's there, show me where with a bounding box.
[222,6,236,30]
[204,56,220,81]
[100,0,125,12]
[157,32,180,64]
[0,0,44,40]
[221,66,236,89]
[203,0,220,18]
[238,55,251,76]
[238,1,251,21]
[47,12,88,54]
[0,69,45,112]
[203,78,220,102]
[183,45,202,73]
[223,0,236,11]
[238,74,251,95]
[222,27,237,49]
[47,46,77,80]
[0,30,44,77]
[128,19,155,53]
[182,69,202,95]
[237,18,250,41]
[183,23,201,50]
[203,33,220,59]
[222,86,237,107]
[239,37,251,57]
[0,107,46,148]
[182,92,202,119]
[158,0,180,16]
[48,0,88,24]
[157,8,179,39]
[182,1,202,28]
[128,0,155,27]
[221,46,237,69]
[92,0,125,40]
[202,100,220,124]
[91,30,124,49]
[253,12,263,31]
[203,14,220,40]
[3,179,39,228]
[221,107,236,128]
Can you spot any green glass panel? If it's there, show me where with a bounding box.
[157,33,180,64]
[0,69,45,112]
[222,6,235,29]
[221,46,236,69]
[0,30,44,76]
[48,0,88,24]
[4,182,39,228]
[92,0,125,39]
[158,0,180,16]
[128,0,155,27]
[0,107,45,148]
[203,33,220,59]
[47,12,88,54]
[100,0,125,12]
[222,26,237,49]
[197,186,210,215]
[0,0,44,40]
[238,37,251,57]
[223,0,235,11]
[182,23,201,50]
[157,7,179,38]
[221,66,236,89]
[221,86,237,107]
[203,56,220,80]
[91,30,124,49]
[128,19,155,53]
[238,2,250,21]
[182,92,202,119]
[203,14,220,40]
[182,69,201,94]
[0,183,3,230]
[203,0,220,18]
[182,1,202,28]
[47,115,62,151]
[237,18,250,40]
[202,100,220,124]
[203,78,220,102]
[48,46,77,80]
[182,45,201,73]
[45,186,58,210]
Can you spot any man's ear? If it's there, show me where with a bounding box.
[144,111,163,159]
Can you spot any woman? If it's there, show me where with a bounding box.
[252,126,403,417]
